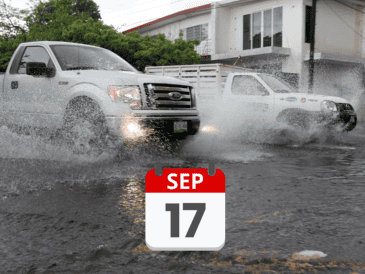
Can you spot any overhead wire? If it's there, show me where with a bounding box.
[119,0,266,31]
[112,2,176,20]
[102,0,160,16]
[323,0,365,41]
[333,0,365,15]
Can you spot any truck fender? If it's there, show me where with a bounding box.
[276,108,313,129]
[61,83,109,120]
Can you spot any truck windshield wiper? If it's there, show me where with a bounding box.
[66,67,98,70]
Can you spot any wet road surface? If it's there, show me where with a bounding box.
[0,124,365,273]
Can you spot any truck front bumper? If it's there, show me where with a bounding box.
[105,114,200,141]
[314,110,357,131]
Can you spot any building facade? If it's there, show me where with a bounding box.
[123,0,365,119]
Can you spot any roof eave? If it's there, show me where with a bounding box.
[122,4,211,34]
[218,0,258,7]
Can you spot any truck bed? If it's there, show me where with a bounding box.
[145,64,255,110]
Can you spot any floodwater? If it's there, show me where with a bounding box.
[0,122,365,274]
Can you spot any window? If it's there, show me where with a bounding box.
[186,24,208,41]
[243,7,283,50]
[263,10,272,47]
[17,46,52,74]
[50,45,137,72]
[258,74,295,93]
[273,7,283,47]
[305,5,312,43]
[231,75,268,96]
[253,12,262,48]
[243,15,251,50]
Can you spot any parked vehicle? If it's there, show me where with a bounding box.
[0,41,200,155]
[145,64,357,131]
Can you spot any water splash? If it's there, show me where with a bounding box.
[0,125,117,163]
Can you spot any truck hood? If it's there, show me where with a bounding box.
[135,73,193,87]
[281,93,349,104]
[63,70,192,88]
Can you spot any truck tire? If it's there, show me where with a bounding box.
[63,98,109,156]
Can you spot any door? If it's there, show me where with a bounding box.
[226,74,275,124]
[3,45,63,128]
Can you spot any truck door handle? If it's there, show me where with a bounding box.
[11,81,18,89]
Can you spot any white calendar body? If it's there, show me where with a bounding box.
[145,168,226,251]
[146,193,225,251]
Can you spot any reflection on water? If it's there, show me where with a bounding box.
[0,122,365,272]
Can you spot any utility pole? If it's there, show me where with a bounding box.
[308,0,317,93]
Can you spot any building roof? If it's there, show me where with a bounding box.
[122,3,211,34]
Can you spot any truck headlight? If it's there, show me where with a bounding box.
[108,85,142,109]
[321,100,337,112]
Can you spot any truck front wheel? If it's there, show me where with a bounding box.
[276,109,310,130]
[63,99,109,156]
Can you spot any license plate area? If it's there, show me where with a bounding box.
[350,116,355,123]
[174,121,188,133]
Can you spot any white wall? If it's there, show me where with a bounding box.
[215,2,231,55]
[300,0,365,115]
[301,61,364,110]
[281,2,304,74]
[215,0,304,74]
[315,0,362,57]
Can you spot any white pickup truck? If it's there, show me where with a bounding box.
[0,41,200,155]
[145,64,357,132]
[222,72,357,131]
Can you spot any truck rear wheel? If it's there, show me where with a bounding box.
[63,99,108,156]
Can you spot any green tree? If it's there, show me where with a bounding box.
[134,33,201,71]
[25,0,101,41]
[0,0,39,39]
[0,36,24,71]
[63,22,201,71]
[0,0,102,70]
[1,0,201,72]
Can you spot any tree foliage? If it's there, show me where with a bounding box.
[25,0,101,41]
[0,0,38,39]
[134,33,201,71]
[0,36,24,71]
[62,22,201,71]
[0,0,201,73]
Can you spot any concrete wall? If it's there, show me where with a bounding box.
[315,0,363,57]
[215,0,304,75]
[215,2,231,56]
[281,2,304,74]
[300,0,365,120]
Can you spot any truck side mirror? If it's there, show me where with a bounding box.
[26,62,55,78]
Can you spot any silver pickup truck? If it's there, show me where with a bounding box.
[0,41,200,155]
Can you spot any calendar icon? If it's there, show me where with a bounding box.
[145,164,225,251]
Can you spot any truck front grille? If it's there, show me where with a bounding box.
[336,103,354,112]
[143,84,192,109]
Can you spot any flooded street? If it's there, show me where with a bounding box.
[1,123,365,274]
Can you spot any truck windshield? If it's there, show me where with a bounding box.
[258,74,295,93]
[49,45,138,72]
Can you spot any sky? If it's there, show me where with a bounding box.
[5,0,222,33]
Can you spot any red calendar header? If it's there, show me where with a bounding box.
[145,168,225,193]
